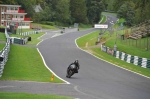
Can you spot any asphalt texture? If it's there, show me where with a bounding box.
[1,14,150,99]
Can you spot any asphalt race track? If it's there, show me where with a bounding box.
[1,14,150,99]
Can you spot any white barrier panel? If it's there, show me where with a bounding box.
[94,24,108,28]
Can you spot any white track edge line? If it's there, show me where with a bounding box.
[36,32,70,84]
[37,48,70,84]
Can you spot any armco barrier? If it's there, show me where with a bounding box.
[0,28,10,77]
[14,38,21,44]
[10,36,31,45]
[101,44,150,69]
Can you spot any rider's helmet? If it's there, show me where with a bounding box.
[74,59,78,64]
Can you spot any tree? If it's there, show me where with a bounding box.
[1,0,16,4]
[39,0,52,21]
[114,0,150,25]
[70,0,87,23]
[54,0,71,24]
[86,0,106,24]
[135,0,150,23]
[14,0,37,17]
[117,1,135,26]
[113,0,129,11]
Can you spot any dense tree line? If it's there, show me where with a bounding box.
[3,0,149,27]
[106,0,150,26]
[0,0,106,26]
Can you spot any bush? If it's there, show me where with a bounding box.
[46,22,55,26]
[41,21,55,26]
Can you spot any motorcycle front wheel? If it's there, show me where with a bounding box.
[68,70,74,78]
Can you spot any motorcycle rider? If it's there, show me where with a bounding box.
[66,59,80,77]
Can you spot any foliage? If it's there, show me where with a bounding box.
[117,1,135,26]
[0,0,16,4]
[70,0,87,24]
[107,0,150,26]
[1,0,150,26]
[15,0,37,17]
[134,0,150,24]
[56,0,71,23]
[41,21,55,26]
[31,23,58,29]
[40,1,52,21]
[86,0,106,24]
[1,0,108,25]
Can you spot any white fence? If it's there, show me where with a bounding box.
[0,28,11,77]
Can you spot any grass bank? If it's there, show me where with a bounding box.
[0,92,73,99]
[100,14,107,24]
[0,44,5,51]
[0,32,6,41]
[31,23,58,29]
[78,23,93,30]
[0,33,6,50]
[0,32,64,83]
[76,31,150,77]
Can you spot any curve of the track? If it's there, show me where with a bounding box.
[38,14,150,99]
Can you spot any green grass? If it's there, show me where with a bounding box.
[102,12,117,16]
[0,33,6,50]
[78,24,93,30]
[82,30,150,59]
[76,31,150,77]
[91,48,150,77]
[0,32,64,83]
[0,44,5,51]
[76,31,99,47]
[0,26,5,28]
[113,18,125,28]
[0,92,73,99]
[0,33,6,41]
[26,32,45,45]
[105,36,150,59]
[100,14,107,24]
[0,45,63,83]
[31,23,58,29]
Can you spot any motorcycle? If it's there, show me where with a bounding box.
[66,64,76,78]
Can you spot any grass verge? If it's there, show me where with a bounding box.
[78,23,93,30]
[0,32,64,83]
[76,31,150,77]
[0,32,6,41]
[0,44,5,51]
[31,23,58,29]
[100,14,107,24]
[0,92,73,99]
[0,33,6,50]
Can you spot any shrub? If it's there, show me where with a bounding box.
[41,21,55,26]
